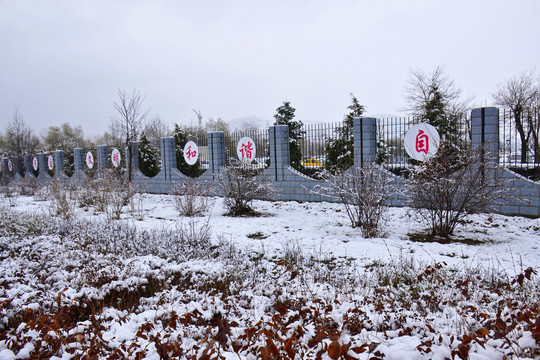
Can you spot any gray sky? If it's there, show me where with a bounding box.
[1,0,539,137]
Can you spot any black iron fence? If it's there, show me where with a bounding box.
[500,107,540,180]
[296,122,349,177]
[226,129,270,169]
[376,116,471,174]
[189,132,209,171]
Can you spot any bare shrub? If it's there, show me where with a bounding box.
[14,178,41,196]
[171,180,209,217]
[408,143,506,237]
[317,165,395,238]
[76,177,104,209]
[47,179,76,219]
[216,164,274,216]
[83,169,133,220]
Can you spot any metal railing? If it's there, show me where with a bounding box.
[296,122,347,177]
[226,129,270,169]
[376,116,471,175]
[500,107,540,180]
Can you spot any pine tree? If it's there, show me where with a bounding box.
[173,124,203,178]
[325,94,366,174]
[404,67,471,147]
[273,101,304,170]
[138,132,160,177]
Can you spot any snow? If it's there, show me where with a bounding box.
[0,192,539,359]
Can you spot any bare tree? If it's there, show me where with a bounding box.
[110,88,149,183]
[143,115,170,148]
[404,66,472,143]
[1,109,41,173]
[493,69,540,163]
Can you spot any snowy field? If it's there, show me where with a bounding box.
[1,192,539,359]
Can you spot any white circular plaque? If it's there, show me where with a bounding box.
[183,141,199,166]
[86,151,95,169]
[236,137,256,164]
[32,157,38,171]
[404,123,440,161]
[47,155,54,170]
[111,148,121,168]
[8,160,13,172]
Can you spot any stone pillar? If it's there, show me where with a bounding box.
[24,155,31,178]
[12,158,22,179]
[471,107,499,163]
[73,148,85,173]
[72,148,86,183]
[268,125,290,181]
[54,150,65,179]
[160,137,177,180]
[37,153,48,182]
[1,158,8,179]
[97,145,108,170]
[208,132,226,175]
[354,117,377,167]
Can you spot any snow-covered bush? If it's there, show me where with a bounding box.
[216,164,274,216]
[79,169,133,220]
[171,179,209,217]
[47,179,76,219]
[13,177,41,196]
[318,165,394,237]
[408,143,506,237]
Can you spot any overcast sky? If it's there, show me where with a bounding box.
[1,0,539,137]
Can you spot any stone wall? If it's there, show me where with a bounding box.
[2,107,539,217]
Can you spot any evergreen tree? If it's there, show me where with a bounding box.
[138,132,160,177]
[173,124,203,178]
[404,67,471,147]
[325,94,366,174]
[273,101,304,170]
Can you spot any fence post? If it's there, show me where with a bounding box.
[97,145,108,171]
[354,117,377,167]
[11,158,21,179]
[1,158,8,181]
[37,153,48,183]
[268,125,290,181]
[471,107,499,163]
[73,148,85,183]
[24,155,33,178]
[160,137,177,180]
[208,132,225,176]
[54,150,65,180]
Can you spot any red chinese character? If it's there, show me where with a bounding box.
[112,152,119,164]
[186,146,197,160]
[415,130,429,154]
[239,141,253,160]
[87,154,93,166]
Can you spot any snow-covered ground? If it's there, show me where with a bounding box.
[1,193,539,359]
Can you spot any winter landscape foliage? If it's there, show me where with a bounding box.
[0,180,539,359]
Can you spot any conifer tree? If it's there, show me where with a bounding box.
[138,132,160,177]
[273,101,304,170]
[173,124,203,178]
[325,94,366,174]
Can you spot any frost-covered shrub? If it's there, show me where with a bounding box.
[216,164,274,216]
[82,169,133,220]
[408,143,506,237]
[14,178,41,196]
[171,180,209,217]
[318,165,394,237]
[47,179,76,219]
